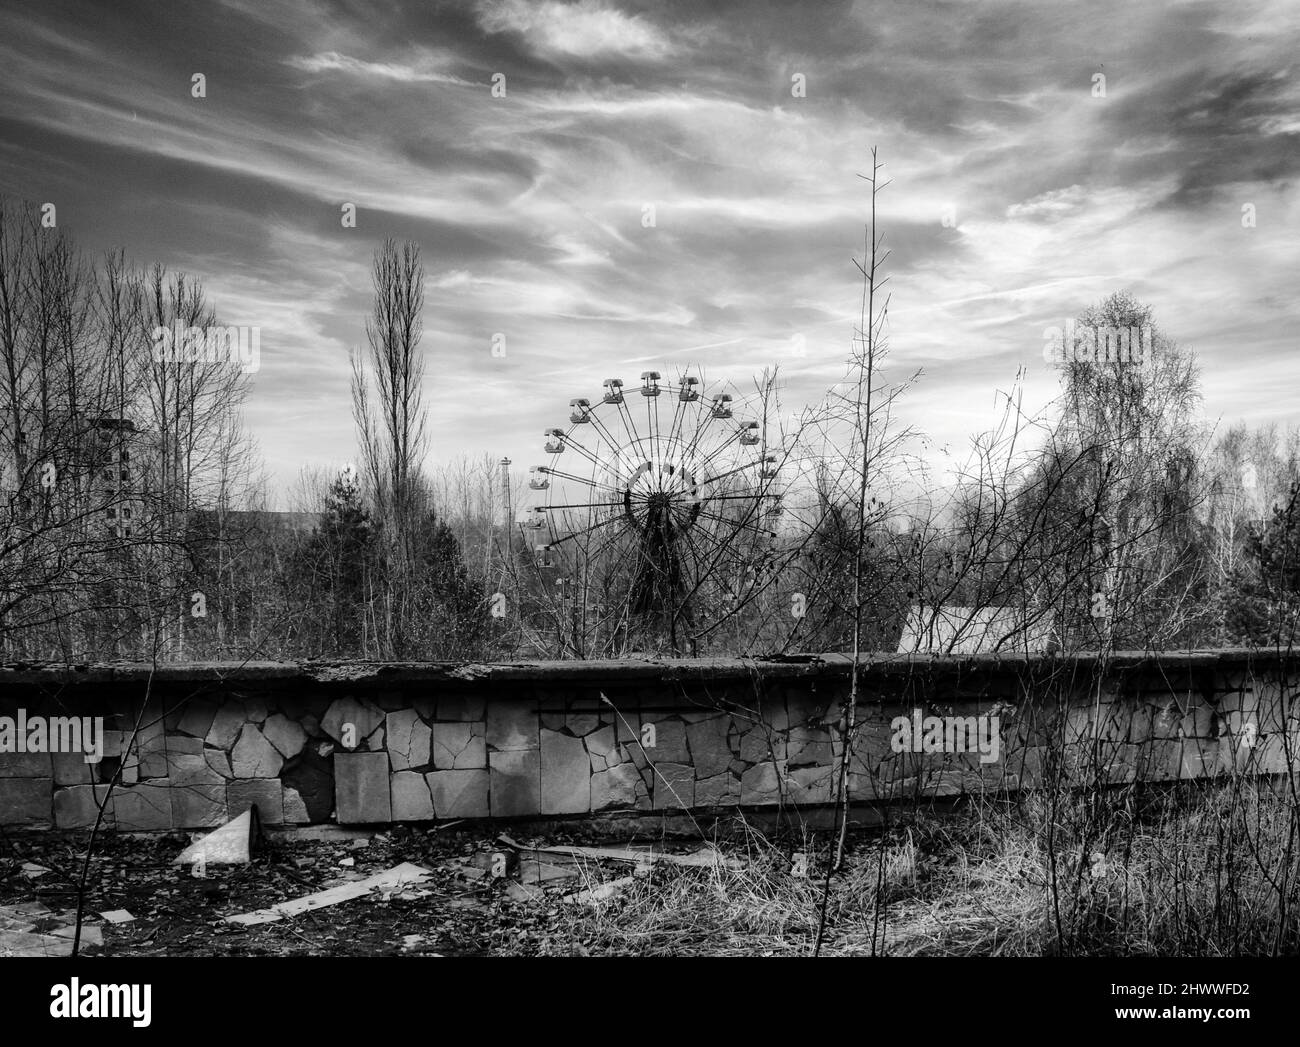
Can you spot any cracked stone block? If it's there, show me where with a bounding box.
[390,771,435,821]
[321,696,386,749]
[489,748,540,817]
[695,771,740,806]
[585,725,620,765]
[335,751,391,823]
[204,701,250,751]
[171,783,227,828]
[739,725,785,764]
[228,779,284,824]
[786,726,833,768]
[283,786,311,823]
[642,718,689,763]
[166,734,204,755]
[262,713,308,759]
[652,762,695,810]
[429,768,489,818]
[432,721,486,770]
[686,716,733,777]
[787,765,833,805]
[113,783,173,830]
[591,762,640,810]
[0,777,51,825]
[54,784,113,829]
[387,710,432,770]
[0,748,52,778]
[204,747,233,778]
[487,702,537,751]
[176,699,218,740]
[231,724,284,778]
[169,752,226,789]
[741,762,781,805]
[541,729,590,814]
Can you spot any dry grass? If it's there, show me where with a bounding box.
[547,780,1300,956]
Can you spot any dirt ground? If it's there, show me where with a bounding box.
[0,824,738,957]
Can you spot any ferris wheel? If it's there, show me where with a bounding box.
[521,370,784,649]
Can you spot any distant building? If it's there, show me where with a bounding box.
[897,604,1057,655]
[190,509,320,537]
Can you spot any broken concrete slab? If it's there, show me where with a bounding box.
[226,862,431,926]
[499,835,743,870]
[504,880,545,904]
[0,922,101,957]
[175,807,262,866]
[563,875,635,905]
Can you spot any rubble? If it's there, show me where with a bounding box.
[0,902,103,957]
[174,807,262,866]
[226,862,432,926]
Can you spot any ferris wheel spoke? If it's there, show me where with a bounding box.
[614,398,650,468]
[538,500,620,511]
[689,513,772,548]
[695,456,761,487]
[541,468,626,495]
[584,407,630,465]
[544,513,628,548]
[662,389,690,468]
[557,429,613,475]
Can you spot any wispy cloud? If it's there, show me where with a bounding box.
[0,0,1295,501]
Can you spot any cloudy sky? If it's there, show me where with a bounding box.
[1,0,1297,503]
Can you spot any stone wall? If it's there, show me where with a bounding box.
[0,650,1296,830]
